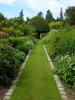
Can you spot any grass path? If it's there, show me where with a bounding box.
[10,43,62,100]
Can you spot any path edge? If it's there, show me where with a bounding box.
[3,51,31,100]
[43,45,67,100]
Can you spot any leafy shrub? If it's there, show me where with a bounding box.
[8,37,24,48]
[8,37,33,54]
[43,28,75,88]
[17,42,33,54]
[0,38,9,45]
[8,37,29,48]
[0,45,25,85]
[54,55,75,88]
[49,21,64,29]
[19,23,35,36]
[15,49,26,63]
[3,26,24,37]
[3,27,16,36]
[43,29,75,58]
[0,31,8,38]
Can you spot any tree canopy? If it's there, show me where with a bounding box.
[65,6,75,25]
[60,8,64,20]
[30,16,50,38]
[46,10,54,23]
[19,9,24,22]
[0,13,5,22]
[37,11,43,17]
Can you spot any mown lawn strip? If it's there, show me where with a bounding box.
[10,44,62,100]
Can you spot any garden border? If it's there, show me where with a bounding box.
[3,51,31,100]
[43,45,67,100]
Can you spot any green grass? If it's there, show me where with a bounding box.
[10,43,62,100]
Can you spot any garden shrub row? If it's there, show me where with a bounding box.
[8,37,33,54]
[0,17,35,86]
[43,28,75,88]
[0,36,33,86]
[0,45,25,86]
[49,21,64,29]
[54,55,75,88]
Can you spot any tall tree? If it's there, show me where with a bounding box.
[37,11,43,17]
[30,16,50,39]
[0,13,5,22]
[46,10,54,23]
[56,17,60,21]
[65,6,75,25]
[26,17,30,22]
[60,7,64,20]
[19,9,24,21]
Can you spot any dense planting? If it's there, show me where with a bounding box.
[54,55,75,88]
[0,45,25,85]
[0,12,34,86]
[0,36,33,86]
[8,37,33,54]
[43,28,75,88]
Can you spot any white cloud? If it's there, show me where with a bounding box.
[23,0,75,17]
[0,0,17,5]
[0,0,75,18]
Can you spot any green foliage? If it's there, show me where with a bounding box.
[3,22,35,37]
[46,10,54,23]
[43,28,75,88]
[0,10,35,87]
[0,30,8,38]
[37,11,43,17]
[19,23,35,36]
[49,21,64,29]
[0,45,25,85]
[60,8,64,21]
[17,42,33,54]
[54,55,75,88]
[15,49,26,62]
[8,37,33,54]
[0,38,9,45]
[19,9,24,21]
[43,29,75,58]
[0,13,5,22]
[8,37,27,47]
[10,44,62,100]
[65,6,75,25]
[30,16,50,38]
[3,26,16,37]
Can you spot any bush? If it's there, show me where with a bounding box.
[15,49,26,63]
[3,27,16,36]
[17,42,33,54]
[43,28,75,88]
[0,38,9,45]
[0,31,8,38]
[49,21,64,29]
[43,29,75,58]
[0,45,25,85]
[8,37,33,54]
[19,23,35,36]
[8,37,29,48]
[54,55,75,88]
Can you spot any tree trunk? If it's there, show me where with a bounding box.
[37,32,41,39]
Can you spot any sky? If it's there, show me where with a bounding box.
[0,0,75,19]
